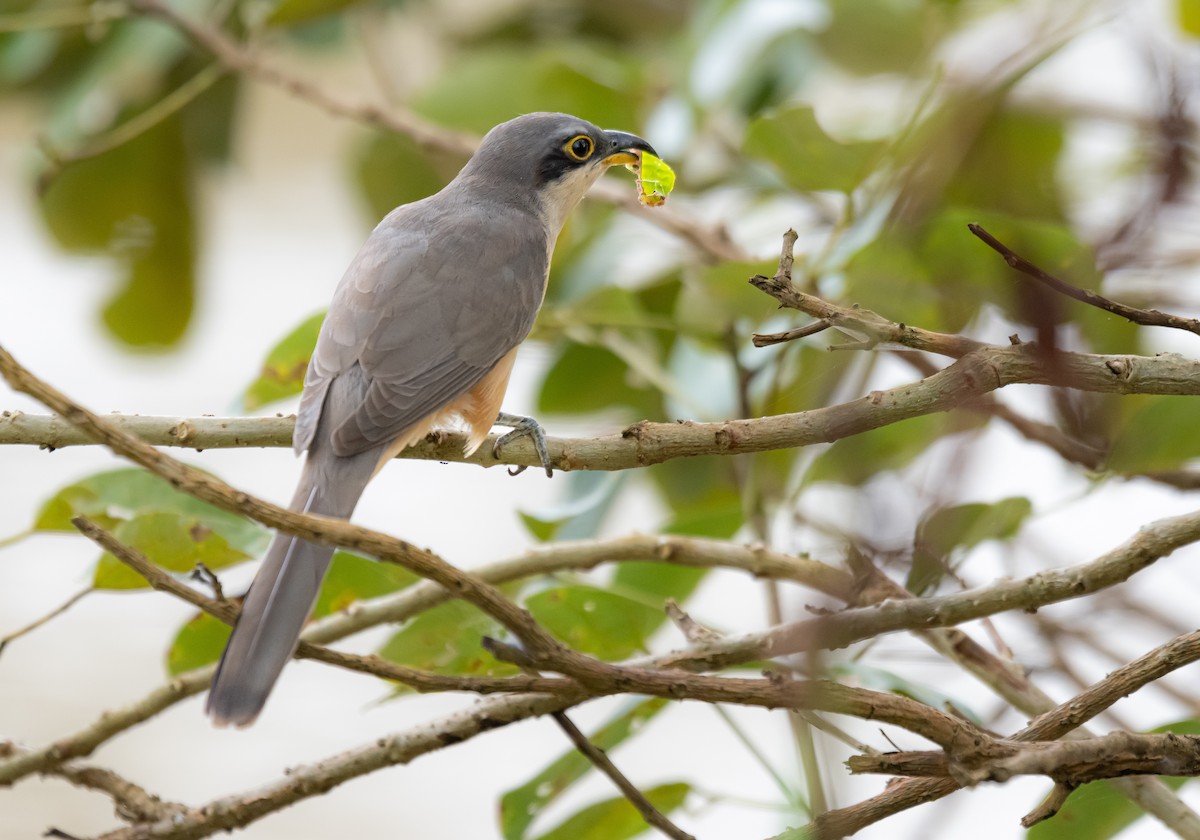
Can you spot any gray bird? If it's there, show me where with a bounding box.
[206,112,655,727]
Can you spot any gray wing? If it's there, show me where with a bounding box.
[295,199,549,458]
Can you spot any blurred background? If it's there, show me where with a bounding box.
[3,0,1200,837]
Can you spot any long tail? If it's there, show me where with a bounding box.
[206,447,378,727]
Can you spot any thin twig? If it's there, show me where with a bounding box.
[969,223,1200,337]
[751,320,832,347]
[124,0,746,264]
[551,712,695,840]
[0,531,849,788]
[37,63,227,193]
[71,515,571,696]
[0,587,92,655]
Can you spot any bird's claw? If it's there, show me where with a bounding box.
[492,412,553,477]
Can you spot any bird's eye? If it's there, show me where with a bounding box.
[564,135,594,161]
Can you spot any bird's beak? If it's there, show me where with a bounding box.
[600,129,657,166]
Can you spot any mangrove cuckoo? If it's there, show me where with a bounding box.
[206,112,656,726]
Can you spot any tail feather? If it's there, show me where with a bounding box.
[206,449,377,727]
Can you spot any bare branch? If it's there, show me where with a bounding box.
[6,341,1200,471]
[969,223,1200,337]
[0,531,848,788]
[551,712,695,840]
[0,586,91,655]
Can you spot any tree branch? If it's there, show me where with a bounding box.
[123,0,745,265]
[0,531,848,788]
[969,223,1200,337]
[849,732,1200,787]
[551,711,696,840]
[6,340,1200,471]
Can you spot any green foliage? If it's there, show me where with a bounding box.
[746,105,881,193]
[13,1,1200,835]
[92,512,251,589]
[354,130,466,219]
[1182,0,1200,35]
[412,47,641,137]
[265,0,374,27]
[34,468,267,590]
[909,497,1032,593]
[500,698,670,839]
[313,549,417,615]
[526,586,662,661]
[805,413,985,487]
[832,662,981,724]
[533,783,690,840]
[815,0,955,75]
[1026,719,1200,840]
[1106,396,1200,474]
[518,472,626,543]
[538,341,659,418]
[166,550,411,674]
[40,114,196,348]
[242,311,325,410]
[167,612,230,676]
[377,600,516,687]
[943,109,1066,221]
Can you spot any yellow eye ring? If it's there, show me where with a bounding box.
[564,135,594,161]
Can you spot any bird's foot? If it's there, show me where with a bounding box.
[492,412,553,477]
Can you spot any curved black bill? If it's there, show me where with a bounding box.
[600,129,657,165]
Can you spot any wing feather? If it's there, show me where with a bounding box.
[294,197,550,459]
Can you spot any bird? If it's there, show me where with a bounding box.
[206,112,656,727]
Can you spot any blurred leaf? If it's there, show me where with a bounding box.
[312,549,417,618]
[676,259,777,339]
[178,70,240,164]
[35,467,266,544]
[613,561,705,604]
[805,413,985,487]
[816,0,951,75]
[500,698,670,839]
[44,18,187,144]
[745,105,881,193]
[944,108,1065,221]
[661,496,744,539]
[526,585,662,661]
[833,662,981,723]
[93,511,252,590]
[0,27,59,86]
[462,0,687,47]
[243,310,324,410]
[1107,396,1200,474]
[414,47,639,137]
[165,550,410,673]
[533,783,690,840]
[166,611,230,676]
[519,472,625,543]
[842,234,941,331]
[1180,0,1200,37]
[34,468,267,589]
[354,129,466,219]
[40,114,196,348]
[266,0,372,27]
[909,497,1032,593]
[377,600,516,689]
[731,28,817,117]
[538,341,658,417]
[1026,719,1200,840]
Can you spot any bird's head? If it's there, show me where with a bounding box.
[457,112,657,230]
